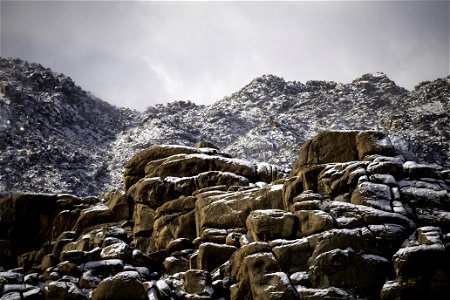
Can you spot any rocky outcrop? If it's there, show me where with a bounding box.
[0,130,449,299]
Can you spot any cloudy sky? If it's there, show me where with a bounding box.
[1,1,449,111]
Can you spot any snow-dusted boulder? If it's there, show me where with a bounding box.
[293,130,396,174]
[124,145,200,191]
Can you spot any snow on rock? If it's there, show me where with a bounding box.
[1,58,450,196]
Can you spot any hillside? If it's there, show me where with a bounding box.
[0,58,137,195]
[0,57,449,195]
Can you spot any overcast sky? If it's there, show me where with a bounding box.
[1,1,449,111]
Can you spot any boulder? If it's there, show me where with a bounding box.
[151,196,196,251]
[100,242,132,262]
[105,190,133,221]
[127,177,164,208]
[73,205,113,232]
[282,176,304,210]
[381,227,450,299]
[166,238,194,254]
[295,286,357,299]
[230,251,297,300]
[198,242,237,272]
[183,269,213,295]
[79,269,102,289]
[351,182,392,211]
[201,228,228,244]
[52,210,81,241]
[195,185,285,238]
[295,210,335,236]
[294,131,359,169]
[80,259,124,275]
[0,271,24,284]
[272,238,313,274]
[292,130,395,174]
[45,281,87,300]
[124,145,200,191]
[145,153,258,182]
[57,261,81,276]
[1,285,42,299]
[163,256,189,275]
[91,271,146,300]
[366,159,404,178]
[246,209,298,241]
[229,242,271,280]
[310,247,390,297]
[355,131,395,159]
[403,161,441,179]
[155,279,172,299]
[133,204,155,236]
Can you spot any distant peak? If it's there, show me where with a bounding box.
[235,74,290,99]
[253,74,286,83]
[352,72,393,84]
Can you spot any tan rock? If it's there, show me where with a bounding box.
[133,204,155,236]
[351,182,392,211]
[91,271,146,300]
[231,251,297,300]
[195,185,285,238]
[246,209,297,241]
[311,248,390,297]
[124,145,199,191]
[355,131,395,159]
[294,131,359,171]
[127,177,164,209]
[106,190,133,221]
[184,269,213,295]
[151,196,196,251]
[198,242,237,272]
[282,176,304,210]
[272,238,312,274]
[163,256,189,275]
[52,209,81,241]
[73,204,113,232]
[295,210,335,236]
[145,153,258,182]
[46,281,87,300]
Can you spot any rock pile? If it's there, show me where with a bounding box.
[1,130,449,299]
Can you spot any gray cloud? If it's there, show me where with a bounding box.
[1,1,449,111]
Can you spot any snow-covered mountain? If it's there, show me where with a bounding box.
[1,57,449,195]
[0,58,137,195]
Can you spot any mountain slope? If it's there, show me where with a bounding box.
[0,58,137,195]
[109,72,446,189]
[1,57,449,195]
[389,76,450,166]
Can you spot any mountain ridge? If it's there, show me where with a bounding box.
[0,57,448,196]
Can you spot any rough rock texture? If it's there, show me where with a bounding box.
[1,130,450,300]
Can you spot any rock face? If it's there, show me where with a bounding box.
[1,131,449,299]
[1,58,449,196]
